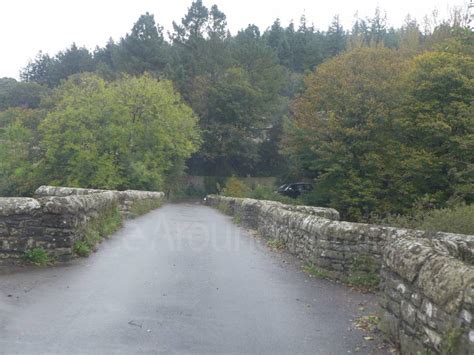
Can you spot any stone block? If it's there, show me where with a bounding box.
[401,300,417,326]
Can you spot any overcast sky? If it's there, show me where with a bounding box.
[0,0,467,79]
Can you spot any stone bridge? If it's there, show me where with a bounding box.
[0,187,472,354]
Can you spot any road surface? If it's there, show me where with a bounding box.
[0,203,384,354]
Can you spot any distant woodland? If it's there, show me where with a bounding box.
[0,1,472,222]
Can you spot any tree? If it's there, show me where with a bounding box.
[397,51,474,205]
[189,67,269,175]
[324,15,346,58]
[168,2,231,97]
[172,0,209,45]
[208,4,228,40]
[284,48,408,220]
[21,52,56,86]
[114,13,169,75]
[398,16,423,54]
[185,26,287,176]
[0,108,46,196]
[21,44,95,87]
[39,74,200,190]
[0,78,47,110]
[368,8,387,46]
[265,19,291,67]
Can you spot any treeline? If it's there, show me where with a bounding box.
[0,1,472,221]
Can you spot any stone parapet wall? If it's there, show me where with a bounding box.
[35,186,165,219]
[34,186,108,197]
[0,186,164,265]
[382,237,474,354]
[206,195,474,354]
[206,195,387,279]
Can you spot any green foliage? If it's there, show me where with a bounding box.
[22,44,95,87]
[247,184,300,205]
[0,108,46,196]
[129,199,164,218]
[267,238,285,251]
[303,264,329,279]
[233,212,242,225]
[24,247,51,266]
[114,12,169,75]
[247,185,275,200]
[217,201,231,215]
[346,255,380,289]
[75,205,123,257]
[440,326,465,355]
[219,180,302,205]
[1,73,200,197]
[377,203,474,235]
[74,241,92,257]
[221,177,250,198]
[285,47,408,220]
[99,207,123,235]
[84,229,101,248]
[39,73,200,191]
[346,274,380,289]
[0,78,46,110]
[285,36,474,222]
[396,51,474,207]
[1,6,471,224]
[87,206,122,240]
[171,185,207,200]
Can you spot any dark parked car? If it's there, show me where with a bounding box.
[277,182,313,198]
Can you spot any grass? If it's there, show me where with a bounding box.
[73,199,164,258]
[233,212,242,224]
[24,247,51,266]
[441,326,465,355]
[346,254,380,290]
[74,205,123,258]
[267,238,285,251]
[375,203,474,235]
[303,264,329,278]
[73,240,92,257]
[129,198,164,218]
[346,274,380,288]
[217,201,232,215]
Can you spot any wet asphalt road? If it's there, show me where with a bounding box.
[0,203,383,354]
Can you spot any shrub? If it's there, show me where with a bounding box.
[217,201,232,215]
[346,274,380,289]
[267,238,285,250]
[99,206,123,235]
[248,185,275,200]
[222,177,250,198]
[24,247,51,266]
[129,199,163,218]
[233,212,242,224]
[170,185,207,200]
[303,264,329,278]
[218,179,313,207]
[378,203,474,235]
[76,205,124,258]
[346,255,380,289]
[74,241,92,257]
[247,184,300,205]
